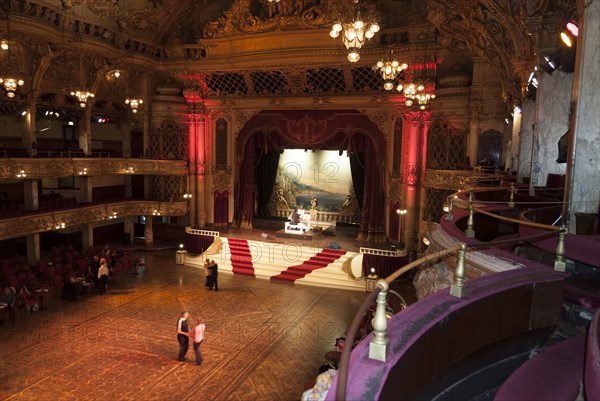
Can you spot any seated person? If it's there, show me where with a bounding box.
[290,209,300,225]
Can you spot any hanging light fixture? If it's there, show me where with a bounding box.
[372,51,408,90]
[401,58,436,110]
[0,0,9,51]
[0,4,25,98]
[125,48,143,114]
[0,77,25,98]
[329,0,380,63]
[70,38,95,108]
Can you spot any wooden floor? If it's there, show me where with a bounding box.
[0,246,374,400]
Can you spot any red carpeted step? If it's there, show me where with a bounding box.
[270,249,346,283]
[227,239,255,277]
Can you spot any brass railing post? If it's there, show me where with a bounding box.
[508,183,515,208]
[450,243,467,298]
[369,279,390,362]
[554,225,567,272]
[465,192,475,238]
[444,196,454,221]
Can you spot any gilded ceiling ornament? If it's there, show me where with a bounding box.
[85,0,120,21]
[203,0,328,38]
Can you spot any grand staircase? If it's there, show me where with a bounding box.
[184,237,364,291]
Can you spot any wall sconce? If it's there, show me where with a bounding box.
[78,167,88,175]
[152,209,161,216]
[108,212,118,220]
[15,169,26,178]
[54,222,66,230]
[124,167,134,174]
[183,193,193,199]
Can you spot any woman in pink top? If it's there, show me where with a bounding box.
[192,317,205,366]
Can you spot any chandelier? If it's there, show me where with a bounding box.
[0,10,25,98]
[70,90,95,108]
[125,97,143,113]
[0,76,25,98]
[401,61,436,110]
[372,51,408,90]
[329,0,380,63]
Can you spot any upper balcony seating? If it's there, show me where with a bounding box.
[535,173,565,200]
[494,308,599,401]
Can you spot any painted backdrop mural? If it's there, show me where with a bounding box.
[268,149,358,221]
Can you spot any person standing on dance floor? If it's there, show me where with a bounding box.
[204,258,212,288]
[209,260,219,291]
[177,311,190,362]
[98,258,109,295]
[192,316,205,366]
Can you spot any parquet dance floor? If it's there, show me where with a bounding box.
[0,247,369,401]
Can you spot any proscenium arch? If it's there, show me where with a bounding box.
[234,109,387,242]
[235,110,386,158]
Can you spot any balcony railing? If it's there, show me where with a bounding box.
[0,200,187,241]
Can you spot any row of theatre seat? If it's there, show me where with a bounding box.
[1,148,124,158]
[0,197,78,217]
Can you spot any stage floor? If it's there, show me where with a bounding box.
[220,219,392,253]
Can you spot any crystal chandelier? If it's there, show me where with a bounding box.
[71,42,95,108]
[70,90,95,108]
[372,51,408,90]
[125,97,143,113]
[125,49,143,114]
[0,77,24,98]
[329,0,380,63]
[401,61,436,110]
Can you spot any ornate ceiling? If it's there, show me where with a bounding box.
[0,0,576,110]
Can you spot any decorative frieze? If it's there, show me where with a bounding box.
[0,158,187,180]
[424,169,499,190]
[0,200,187,241]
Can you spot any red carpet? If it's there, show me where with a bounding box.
[270,248,346,283]
[227,238,255,277]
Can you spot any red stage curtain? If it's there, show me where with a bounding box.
[389,201,401,243]
[235,135,256,228]
[214,190,229,227]
[255,149,281,216]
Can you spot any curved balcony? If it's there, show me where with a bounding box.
[0,157,187,180]
[0,199,187,241]
[320,184,599,401]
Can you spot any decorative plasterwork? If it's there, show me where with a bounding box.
[388,175,404,204]
[203,0,332,39]
[359,109,390,141]
[211,169,232,192]
[424,169,501,189]
[0,158,187,180]
[427,0,565,102]
[234,110,260,135]
[0,200,187,241]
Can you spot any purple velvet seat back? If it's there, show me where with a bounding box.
[585,309,600,401]
[545,173,565,188]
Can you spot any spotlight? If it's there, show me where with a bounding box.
[566,21,579,37]
[539,50,560,75]
[560,32,573,48]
